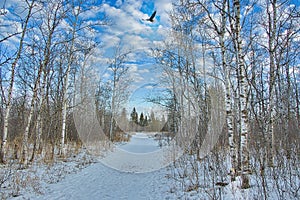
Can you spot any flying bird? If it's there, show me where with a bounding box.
[144,11,156,22]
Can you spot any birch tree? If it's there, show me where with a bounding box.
[231,0,250,188]
[59,1,81,156]
[251,0,300,164]
[266,0,277,165]
[59,0,106,155]
[21,0,65,165]
[107,44,130,141]
[0,0,35,164]
[194,0,238,181]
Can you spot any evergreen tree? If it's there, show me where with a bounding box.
[139,112,145,126]
[144,116,149,126]
[130,107,138,124]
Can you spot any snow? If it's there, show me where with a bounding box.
[3,132,299,199]
[101,132,182,173]
[11,132,177,200]
[29,162,173,200]
[118,132,160,153]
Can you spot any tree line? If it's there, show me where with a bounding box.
[0,0,106,165]
[130,107,149,127]
[152,0,299,190]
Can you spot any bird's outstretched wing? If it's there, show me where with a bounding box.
[149,11,156,21]
[142,10,156,22]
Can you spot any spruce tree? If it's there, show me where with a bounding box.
[130,107,138,124]
[144,116,149,126]
[139,112,145,126]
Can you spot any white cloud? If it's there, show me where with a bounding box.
[128,64,138,73]
[126,63,155,85]
[79,5,102,20]
[101,3,149,35]
[99,1,160,61]
[102,34,121,49]
[122,34,151,50]
[154,0,173,26]
[1,0,173,89]
[139,68,150,73]
[98,1,175,61]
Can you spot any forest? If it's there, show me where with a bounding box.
[0,0,299,199]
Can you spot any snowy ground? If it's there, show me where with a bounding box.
[12,132,177,200]
[101,132,181,173]
[3,132,298,199]
[26,162,173,200]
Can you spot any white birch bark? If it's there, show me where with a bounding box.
[233,0,250,188]
[60,4,79,156]
[267,0,277,165]
[198,0,238,180]
[22,1,62,165]
[109,79,116,141]
[220,0,237,181]
[30,70,47,162]
[224,57,236,180]
[0,0,35,163]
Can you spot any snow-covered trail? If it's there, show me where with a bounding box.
[36,162,172,200]
[32,133,175,200]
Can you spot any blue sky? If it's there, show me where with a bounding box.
[1,0,299,118]
[95,0,173,117]
[98,0,172,74]
[0,0,173,117]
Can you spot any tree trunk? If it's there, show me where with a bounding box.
[21,1,60,165]
[219,0,237,181]
[0,0,35,164]
[60,2,81,156]
[233,0,250,188]
[109,72,117,141]
[267,0,277,166]
[109,93,115,141]
[30,66,48,162]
